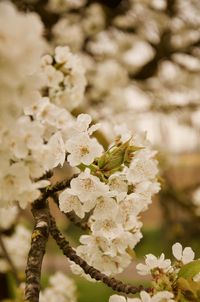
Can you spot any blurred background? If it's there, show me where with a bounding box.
[1,0,200,301]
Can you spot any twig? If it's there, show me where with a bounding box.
[34,174,78,208]
[35,170,53,182]
[49,213,151,295]
[0,233,20,284]
[24,201,50,302]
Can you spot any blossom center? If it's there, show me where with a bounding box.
[80,146,90,156]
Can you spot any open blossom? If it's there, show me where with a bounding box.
[132,291,175,302]
[52,16,84,52]
[0,1,45,126]
[0,206,18,230]
[109,291,175,302]
[92,196,119,220]
[109,296,129,302]
[64,127,160,277]
[136,254,171,276]
[91,216,123,240]
[108,174,128,195]
[41,46,86,111]
[59,189,95,218]
[68,113,100,136]
[172,242,195,264]
[0,225,31,273]
[40,272,77,302]
[65,132,103,167]
[67,169,109,202]
[0,162,49,208]
[43,131,66,170]
[126,150,159,185]
[10,116,44,159]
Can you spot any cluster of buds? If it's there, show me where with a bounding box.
[80,138,142,182]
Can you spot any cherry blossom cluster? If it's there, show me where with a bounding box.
[0,2,48,208]
[49,0,200,154]
[41,46,86,111]
[0,206,19,230]
[40,272,77,302]
[0,7,88,209]
[0,225,31,273]
[59,116,160,276]
[0,97,68,208]
[1,3,199,302]
[0,1,45,127]
[109,242,200,302]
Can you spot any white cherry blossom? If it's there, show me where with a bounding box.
[41,46,86,111]
[91,217,123,240]
[136,254,171,276]
[172,242,195,264]
[0,1,45,126]
[11,116,44,159]
[0,162,47,208]
[109,295,126,302]
[40,272,77,302]
[68,169,109,202]
[43,131,66,170]
[109,291,175,302]
[0,225,31,273]
[131,291,175,302]
[59,189,95,218]
[126,151,159,185]
[108,174,128,196]
[65,133,103,167]
[0,206,18,230]
[92,196,119,220]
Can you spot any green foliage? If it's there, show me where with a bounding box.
[178,260,200,279]
[75,277,113,302]
[176,260,200,302]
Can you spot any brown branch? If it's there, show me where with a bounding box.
[35,170,53,182]
[34,174,78,208]
[0,233,20,284]
[24,201,50,302]
[49,213,151,295]
[149,102,200,114]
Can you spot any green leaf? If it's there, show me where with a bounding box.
[178,260,200,279]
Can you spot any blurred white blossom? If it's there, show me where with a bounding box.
[40,272,77,302]
[0,225,31,273]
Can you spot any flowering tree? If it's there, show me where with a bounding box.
[0,1,200,302]
[35,0,200,242]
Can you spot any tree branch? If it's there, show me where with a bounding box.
[24,201,50,302]
[49,212,151,295]
[34,174,78,208]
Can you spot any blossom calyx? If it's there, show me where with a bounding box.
[97,139,142,177]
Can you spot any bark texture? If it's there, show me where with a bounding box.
[25,202,50,302]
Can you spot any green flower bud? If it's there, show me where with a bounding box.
[97,139,142,173]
